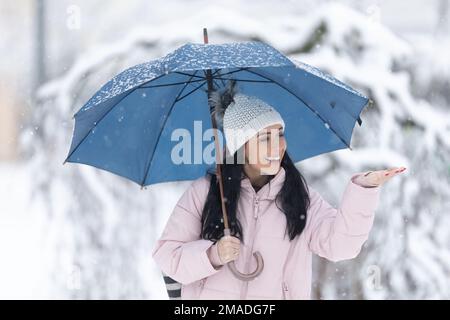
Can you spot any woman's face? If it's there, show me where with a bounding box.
[244,124,286,175]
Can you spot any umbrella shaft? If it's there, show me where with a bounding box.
[203,27,230,231]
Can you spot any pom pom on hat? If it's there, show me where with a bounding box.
[208,79,238,131]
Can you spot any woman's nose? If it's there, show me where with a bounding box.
[269,140,281,156]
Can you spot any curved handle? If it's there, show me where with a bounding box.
[227,251,264,281]
[223,228,264,281]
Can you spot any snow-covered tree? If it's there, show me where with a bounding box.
[290,3,450,299]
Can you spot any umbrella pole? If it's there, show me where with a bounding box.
[203,28,230,232]
[203,28,263,281]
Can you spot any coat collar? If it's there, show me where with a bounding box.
[240,166,286,200]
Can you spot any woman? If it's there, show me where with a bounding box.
[151,84,406,300]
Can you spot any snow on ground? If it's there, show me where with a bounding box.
[0,162,50,298]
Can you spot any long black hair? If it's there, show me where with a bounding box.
[200,151,310,244]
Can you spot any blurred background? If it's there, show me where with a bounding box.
[0,0,449,299]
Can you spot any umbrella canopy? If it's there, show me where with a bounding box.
[64,41,369,188]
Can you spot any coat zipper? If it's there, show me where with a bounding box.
[240,195,259,299]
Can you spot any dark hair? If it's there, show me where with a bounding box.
[201,151,310,244]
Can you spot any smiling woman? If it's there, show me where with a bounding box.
[152,80,394,299]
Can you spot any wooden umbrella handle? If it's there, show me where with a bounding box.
[228,252,264,281]
[224,228,264,281]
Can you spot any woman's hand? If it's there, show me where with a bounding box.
[217,235,241,264]
[353,167,407,188]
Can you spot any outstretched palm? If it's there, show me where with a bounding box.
[355,167,407,187]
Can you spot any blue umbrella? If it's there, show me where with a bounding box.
[64,35,369,188]
[64,28,370,282]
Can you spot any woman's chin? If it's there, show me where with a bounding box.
[259,163,281,175]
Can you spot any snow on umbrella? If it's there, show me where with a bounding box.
[63,28,370,286]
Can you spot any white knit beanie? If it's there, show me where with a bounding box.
[222,93,285,156]
[209,80,285,156]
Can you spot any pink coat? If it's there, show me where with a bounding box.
[151,167,380,299]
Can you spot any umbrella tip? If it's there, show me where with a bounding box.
[203,28,209,44]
